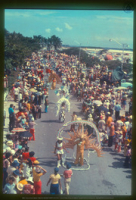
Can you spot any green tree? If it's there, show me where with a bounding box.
[50,35,62,50]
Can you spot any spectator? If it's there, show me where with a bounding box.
[108,122,115,147]
[23,177,35,194]
[32,162,47,194]
[3,152,12,187]
[114,102,121,121]
[3,176,16,194]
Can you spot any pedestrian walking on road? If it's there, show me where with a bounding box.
[63,163,73,195]
[47,167,62,195]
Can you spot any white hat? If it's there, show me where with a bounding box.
[57,136,63,140]
[10,149,15,155]
[6,141,13,147]
[16,183,24,191]
[4,146,11,153]
[26,177,34,183]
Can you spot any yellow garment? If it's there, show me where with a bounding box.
[74,140,85,166]
[50,174,61,184]
[32,168,43,182]
[27,103,31,111]
[19,179,28,185]
[106,117,113,127]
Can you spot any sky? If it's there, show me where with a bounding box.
[5,9,133,49]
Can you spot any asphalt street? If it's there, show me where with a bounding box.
[27,82,132,196]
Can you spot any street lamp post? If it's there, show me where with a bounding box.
[109,39,128,70]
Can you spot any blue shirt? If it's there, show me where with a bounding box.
[8,107,14,114]
[114,104,121,111]
[3,183,16,194]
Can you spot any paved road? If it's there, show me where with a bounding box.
[3,70,131,196]
[27,83,131,196]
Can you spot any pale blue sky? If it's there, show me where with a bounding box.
[5,9,133,49]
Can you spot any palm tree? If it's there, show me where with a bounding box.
[50,35,62,50]
[47,37,53,51]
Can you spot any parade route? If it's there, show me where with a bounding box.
[26,84,131,195]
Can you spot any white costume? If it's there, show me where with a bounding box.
[56,142,64,154]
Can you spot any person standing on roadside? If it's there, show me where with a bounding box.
[44,96,48,113]
[114,102,121,121]
[8,104,15,132]
[32,162,47,194]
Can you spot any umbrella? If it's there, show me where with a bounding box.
[19,131,32,138]
[96,105,109,113]
[11,128,26,133]
[30,88,37,93]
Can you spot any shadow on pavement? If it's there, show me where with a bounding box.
[109,152,125,157]
[37,157,56,160]
[123,170,132,174]
[42,191,50,194]
[101,147,114,152]
[108,161,124,169]
[41,120,58,123]
[126,175,132,179]
[38,160,56,167]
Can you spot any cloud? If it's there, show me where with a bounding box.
[56,27,63,32]
[5,9,56,18]
[45,28,51,33]
[64,23,72,30]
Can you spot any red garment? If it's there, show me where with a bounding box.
[34,180,42,194]
[29,129,35,141]
[22,152,29,160]
[63,169,72,178]
[29,157,36,162]
[23,184,35,194]
[16,112,23,118]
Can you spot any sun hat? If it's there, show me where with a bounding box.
[11,160,20,167]
[6,141,13,147]
[33,160,39,165]
[57,136,63,141]
[13,169,20,176]
[16,183,24,191]
[26,177,34,183]
[10,149,15,155]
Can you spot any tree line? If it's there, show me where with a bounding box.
[4,29,62,72]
